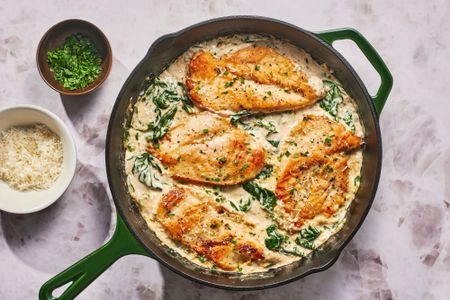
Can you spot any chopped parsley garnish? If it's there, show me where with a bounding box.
[254,120,277,136]
[324,136,332,144]
[240,162,249,174]
[213,186,225,203]
[343,110,356,132]
[254,64,260,71]
[224,81,233,88]
[197,255,207,263]
[217,157,227,164]
[202,128,209,134]
[47,33,102,90]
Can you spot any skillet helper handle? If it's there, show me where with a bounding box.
[315,28,393,116]
[39,216,148,300]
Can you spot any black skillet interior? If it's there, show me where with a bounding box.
[106,16,382,289]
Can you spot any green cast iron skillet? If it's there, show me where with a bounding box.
[40,16,393,299]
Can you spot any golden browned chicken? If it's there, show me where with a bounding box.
[223,46,319,99]
[156,186,265,270]
[275,153,351,232]
[186,47,324,115]
[281,114,362,158]
[148,111,265,185]
[275,115,362,232]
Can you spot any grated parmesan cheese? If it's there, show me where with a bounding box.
[0,124,63,191]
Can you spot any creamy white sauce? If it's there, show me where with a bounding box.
[124,35,364,274]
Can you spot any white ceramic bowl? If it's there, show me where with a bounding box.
[0,105,77,214]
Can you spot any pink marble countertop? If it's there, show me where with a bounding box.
[1,0,449,299]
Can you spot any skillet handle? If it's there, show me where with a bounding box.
[39,215,149,300]
[315,28,393,116]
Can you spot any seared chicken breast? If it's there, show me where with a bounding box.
[275,115,362,232]
[282,114,362,158]
[148,111,265,185]
[275,153,351,232]
[126,34,365,273]
[223,46,320,99]
[186,47,324,115]
[156,186,265,270]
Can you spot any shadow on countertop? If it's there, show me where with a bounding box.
[1,162,112,274]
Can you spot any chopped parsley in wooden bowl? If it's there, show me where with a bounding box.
[36,19,112,96]
[47,33,102,91]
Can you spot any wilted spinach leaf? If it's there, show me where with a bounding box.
[243,181,276,211]
[230,110,253,125]
[267,139,280,148]
[256,165,273,179]
[141,77,195,141]
[145,77,194,113]
[147,106,177,141]
[320,80,343,120]
[264,225,305,257]
[132,153,164,190]
[295,226,321,250]
[230,198,252,212]
[254,120,277,136]
[265,224,285,250]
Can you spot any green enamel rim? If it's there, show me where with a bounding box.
[39,26,393,300]
[316,28,393,116]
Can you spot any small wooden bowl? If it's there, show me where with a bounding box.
[36,19,112,96]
